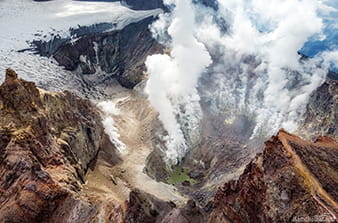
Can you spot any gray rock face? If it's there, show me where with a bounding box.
[121,0,165,10]
[33,17,162,89]
[120,0,219,11]
[299,80,338,139]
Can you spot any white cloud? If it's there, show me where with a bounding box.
[146,0,334,164]
[320,50,338,67]
[200,0,328,135]
[145,0,211,166]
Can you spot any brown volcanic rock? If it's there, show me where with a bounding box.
[208,129,338,223]
[125,189,207,223]
[125,189,174,223]
[0,69,123,222]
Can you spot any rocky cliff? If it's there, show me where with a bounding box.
[125,189,208,223]
[0,69,337,223]
[121,0,165,10]
[33,17,162,89]
[144,112,262,209]
[125,129,338,222]
[300,80,337,139]
[121,0,219,11]
[208,129,338,223]
[0,69,123,222]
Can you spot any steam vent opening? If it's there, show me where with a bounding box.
[0,0,337,222]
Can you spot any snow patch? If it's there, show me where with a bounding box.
[0,0,161,90]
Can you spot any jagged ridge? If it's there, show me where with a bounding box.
[0,69,124,222]
[209,129,338,223]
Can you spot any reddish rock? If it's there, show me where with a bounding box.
[1,69,337,223]
[0,69,123,222]
[208,129,338,223]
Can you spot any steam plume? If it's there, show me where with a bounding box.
[145,0,336,164]
[97,101,127,153]
[145,0,211,166]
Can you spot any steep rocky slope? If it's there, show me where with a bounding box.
[208,129,338,223]
[121,0,165,10]
[144,112,262,208]
[299,80,337,139]
[33,16,162,89]
[123,129,338,222]
[0,69,124,222]
[125,189,208,223]
[0,69,337,223]
[143,80,338,212]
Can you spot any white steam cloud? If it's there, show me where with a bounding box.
[97,101,127,154]
[145,0,335,164]
[196,0,330,135]
[145,0,211,166]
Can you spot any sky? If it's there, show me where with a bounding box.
[300,0,338,72]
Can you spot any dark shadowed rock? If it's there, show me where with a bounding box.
[146,113,261,207]
[125,190,208,223]
[121,0,165,10]
[121,0,220,11]
[125,189,174,223]
[33,17,162,89]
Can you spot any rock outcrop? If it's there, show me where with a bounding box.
[33,17,162,89]
[121,0,165,10]
[125,189,207,223]
[208,129,338,223]
[144,112,262,208]
[121,0,219,11]
[1,69,337,223]
[300,80,337,139]
[0,69,123,222]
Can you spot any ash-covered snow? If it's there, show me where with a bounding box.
[0,0,161,91]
